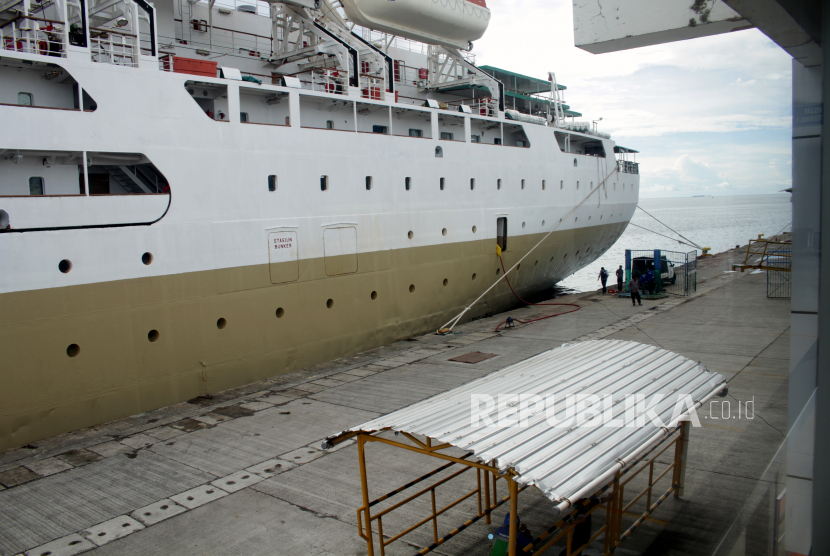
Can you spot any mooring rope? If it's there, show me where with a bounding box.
[635,206,703,250]
[626,222,700,249]
[437,163,620,334]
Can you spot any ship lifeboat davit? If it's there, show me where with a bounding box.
[340,0,490,50]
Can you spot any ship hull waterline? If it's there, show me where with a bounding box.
[0,223,626,450]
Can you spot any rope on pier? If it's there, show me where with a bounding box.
[437,164,620,334]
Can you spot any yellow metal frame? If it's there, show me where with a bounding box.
[343,423,689,556]
[735,238,792,273]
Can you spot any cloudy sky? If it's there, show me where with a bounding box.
[474,0,793,198]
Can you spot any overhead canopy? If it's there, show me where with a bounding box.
[478,65,567,93]
[327,340,726,510]
[614,146,639,153]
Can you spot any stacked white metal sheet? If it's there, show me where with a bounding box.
[327,340,726,509]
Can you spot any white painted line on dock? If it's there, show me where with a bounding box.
[131,499,188,526]
[23,534,95,556]
[210,470,265,493]
[171,484,229,509]
[245,458,297,478]
[279,446,325,465]
[81,515,144,547]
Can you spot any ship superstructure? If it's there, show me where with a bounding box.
[0,0,640,449]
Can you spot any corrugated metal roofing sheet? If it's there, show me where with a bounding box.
[327,340,726,510]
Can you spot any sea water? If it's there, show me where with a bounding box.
[558,194,792,293]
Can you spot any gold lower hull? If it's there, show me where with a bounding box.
[0,223,625,450]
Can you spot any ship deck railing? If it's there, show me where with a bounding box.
[1,15,67,58]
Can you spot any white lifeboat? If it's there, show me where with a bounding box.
[340,0,490,50]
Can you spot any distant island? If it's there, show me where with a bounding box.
[692,195,712,197]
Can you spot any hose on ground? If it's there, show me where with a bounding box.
[493,255,580,332]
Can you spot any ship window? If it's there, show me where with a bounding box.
[18,92,33,106]
[542,180,546,190]
[321,175,329,191]
[372,125,388,134]
[405,177,411,190]
[440,132,453,141]
[471,135,480,143]
[240,112,249,122]
[435,146,443,157]
[268,175,277,191]
[440,178,445,190]
[574,158,577,167]
[576,181,579,189]
[494,138,502,145]
[496,217,507,252]
[521,179,525,190]
[326,120,334,129]
[366,176,372,190]
[516,140,525,148]
[497,179,502,190]
[560,180,564,189]
[29,177,44,195]
[470,178,475,190]
[409,128,422,137]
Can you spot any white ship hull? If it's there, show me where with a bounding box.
[0,3,639,449]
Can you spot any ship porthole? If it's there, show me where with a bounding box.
[217,318,227,329]
[542,220,545,227]
[142,252,153,265]
[59,259,72,273]
[442,228,447,236]
[409,284,415,293]
[472,225,477,233]
[442,279,448,287]
[471,273,477,281]
[522,222,526,228]
[496,268,500,275]
[148,330,160,342]
[517,264,521,271]
[67,344,80,357]
[326,299,334,308]
[408,231,414,240]
[276,307,285,318]
[371,291,377,300]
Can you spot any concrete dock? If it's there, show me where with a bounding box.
[0,246,790,556]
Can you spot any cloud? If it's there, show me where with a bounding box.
[641,184,678,193]
[673,154,721,183]
[471,0,793,196]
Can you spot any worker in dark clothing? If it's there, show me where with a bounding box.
[642,269,656,295]
[616,265,624,291]
[629,275,642,306]
[597,267,609,294]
